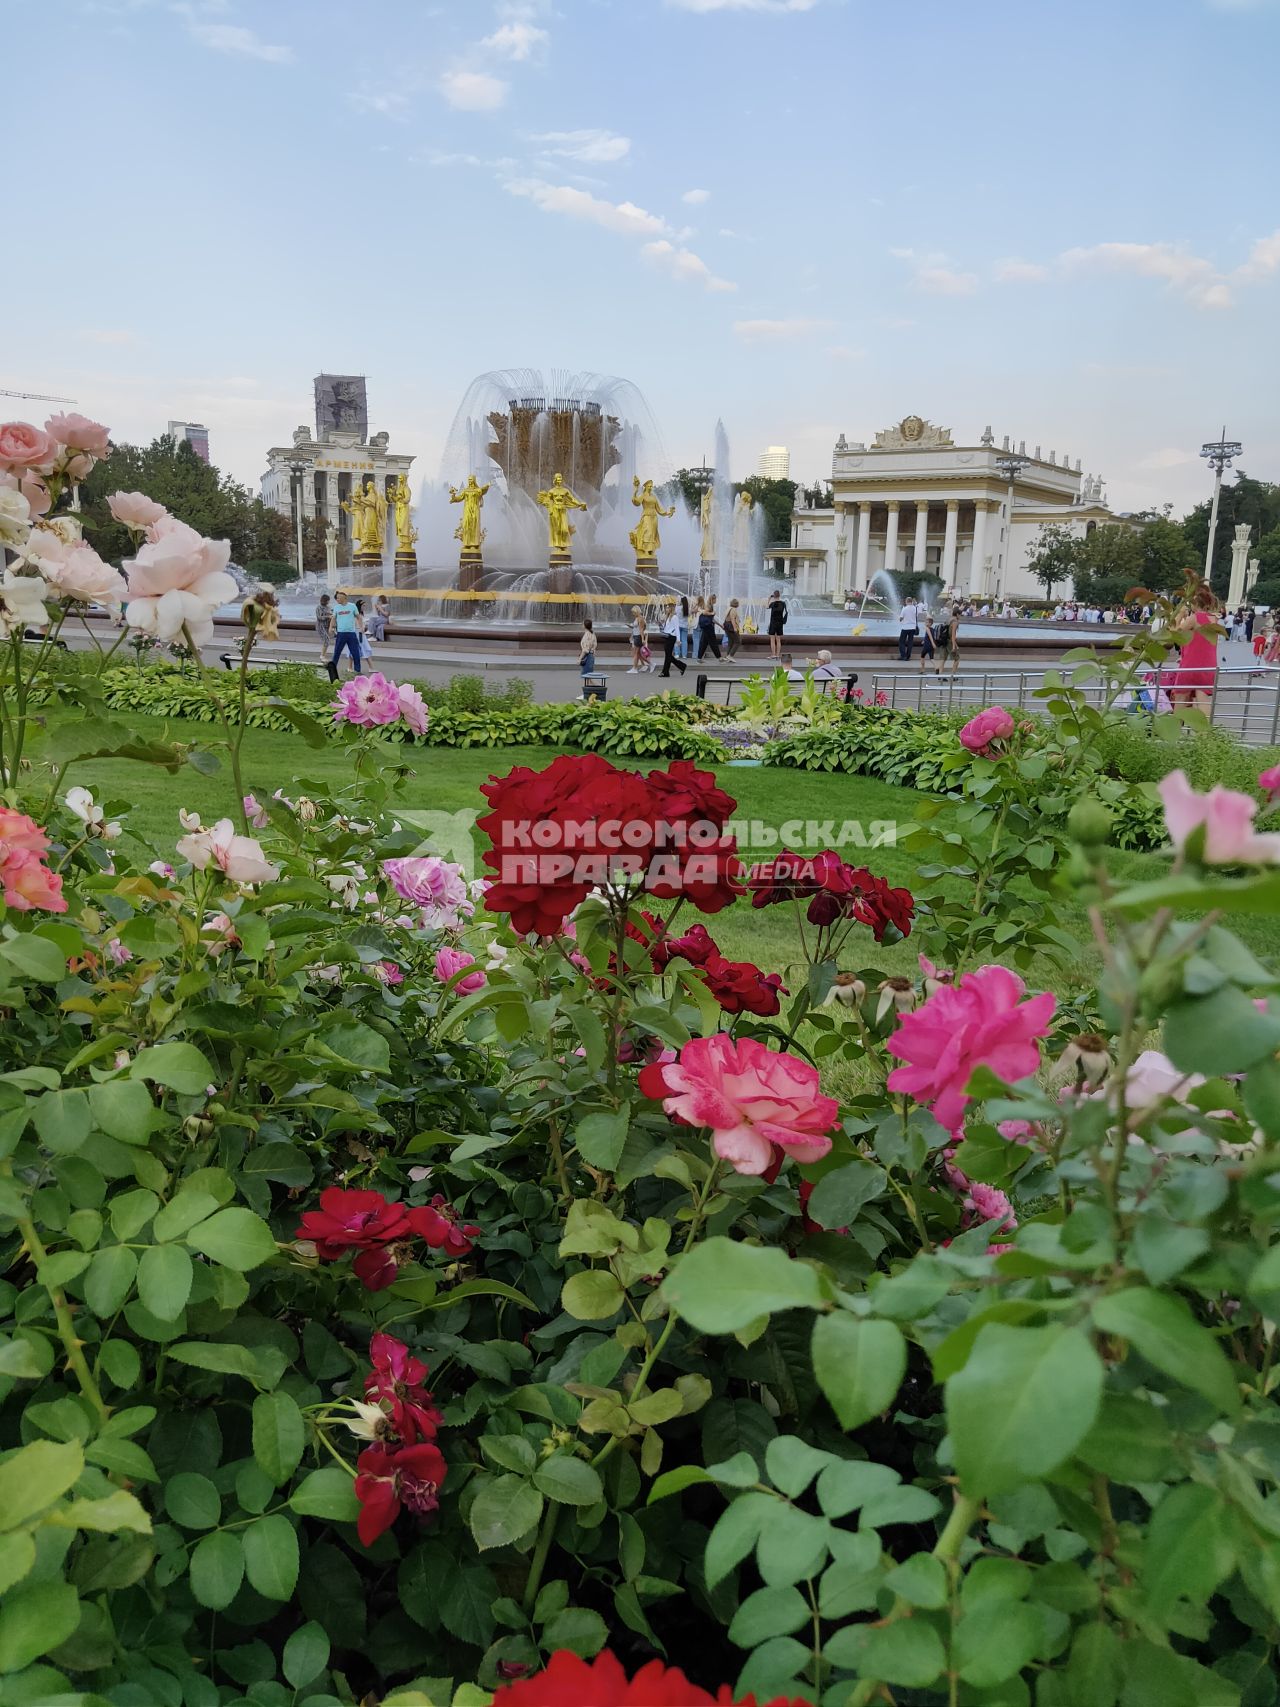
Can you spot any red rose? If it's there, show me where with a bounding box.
[649,919,719,971]
[364,1331,442,1444]
[409,1195,479,1259]
[489,1649,814,1706]
[700,950,786,1016]
[295,1187,412,1258]
[354,1439,447,1546]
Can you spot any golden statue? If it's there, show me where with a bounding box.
[389,473,417,554]
[629,476,675,562]
[342,476,386,556]
[536,472,587,555]
[699,488,718,565]
[449,472,490,553]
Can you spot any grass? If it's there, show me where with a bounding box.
[48,712,1280,989]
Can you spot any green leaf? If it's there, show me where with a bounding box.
[185,1207,278,1272]
[189,1530,244,1610]
[283,1621,330,1689]
[764,1436,830,1499]
[834,1619,946,1688]
[37,1250,89,1290]
[59,1490,151,1534]
[1092,1288,1241,1416]
[954,1601,1042,1686]
[85,1437,158,1481]
[884,1552,947,1609]
[0,1439,84,1530]
[727,1585,810,1647]
[252,1391,306,1486]
[561,1270,625,1321]
[814,1460,901,1520]
[532,1456,604,1507]
[0,1532,35,1596]
[439,1564,499,1647]
[314,1021,390,1072]
[663,1238,829,1333]
[289,1467,360,1522]
[151,1189,219,1243]
[469,1474,543,1551]
[946,1323,1104,1497]
[811,1314,906,1431]
[87,1080,154,1145]
[242,1512,300,1600]
[164,1471,221,1531]
[0,1580,82,1672]
[1131,1218,1210,1287]
[0,933,66,982]
[130,1041,215,1094]
[1164,985,1280,1075]
[137,1244,193,1320]
[31,1089,91,1154]
[166,1340,280,1389]
[1142,1483,1236,1619]
[539,1607,608,1658]
[705,1491,775,1589]
[573,1110,629,1171]
[805,1159,887,1229]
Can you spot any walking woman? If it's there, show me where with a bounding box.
[628,606,651,673]
[326,590,364,680]
[766,588,787,661]
[724,598,742,659]
[659,600,686,677]
[697,595,722,661]
[578,618,596,683]
[676,595,691,661]
[1170,582,1221,714]
[315,593,333,663]
[919,608,936,671]
[935,600,961,675]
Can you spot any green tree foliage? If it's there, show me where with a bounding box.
[1137,515,1195,595]
[1182,474,1280,595]
[737,475,798,544]
[1247,525,1280,608]
[1071,524,1144,606]
[79,435,292,568]
[1024,522,1083,597]
[664,467,711,512]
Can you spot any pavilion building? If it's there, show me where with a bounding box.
[774,416,1114,603]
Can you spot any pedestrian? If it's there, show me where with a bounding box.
[1246,607,1256,642]
[327,589,363,680]
[677,595,691,660]
[897,595,920,661]
[919,608,936,669]
[766,589,787,660]
[1170,582,1220,713]
[724,598,742,658]
[628,605,651,673]
[367,593,391,641]
[354,600,376,668]
[659,600,686,677]
[935,600,960,674]
[697,595,722,660]
[811,648,841,683]
[315,593,333,663]
[578,618,596,682]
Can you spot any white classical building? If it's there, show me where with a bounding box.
[775,416,1115,603]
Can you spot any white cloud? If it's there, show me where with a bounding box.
[531,129,631,163]
[481,19,548,58]
[1060,240,1230,308]
[75,328,139,346]
[682,188,711,204]
[826,345,864,360]
[915,265,979,296]
[183,19,291,62]
[1236,228,1280,282]
[666,0,819,10]
[1137,448,1200,471]
[732,317,832,342]
[348,86,410,118]
[505,178,669,238]
[995,258,1050,283]
[439,69,509,111]
[642,240,735,292]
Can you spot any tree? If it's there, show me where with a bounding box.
[1024,523,1083,598]
[1181,474,1280,596]
[665,467,712,512]
[1247,526,1280,608]
[1137,516,1194,596]
[1071,525,1144,606]
[737,475,798,545]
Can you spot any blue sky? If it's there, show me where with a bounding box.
[6,0,1279,515]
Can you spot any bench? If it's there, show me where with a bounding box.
[693,671,857,705]
[218,653,329,675]
[22,631,68,651]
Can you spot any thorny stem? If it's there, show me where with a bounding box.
[11,1183,110,1425]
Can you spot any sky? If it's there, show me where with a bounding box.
[5,0,1280,518]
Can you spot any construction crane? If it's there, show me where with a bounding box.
[0,388,77,404]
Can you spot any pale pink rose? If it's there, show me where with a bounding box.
[918,953,954,998]
[38,540,127,605]
[887,964,1056,1135]
[383,855,469,912]
[434,946,486,995]
[0,421,58,474]
[1259,765,1280,803]
[397,682,430,737]
[124,515,233,603]
[0,807,49,857]
[107,939,132,966]
[374,960,405,986]
[1,847,66,913]
[243,794,268,829]
[177,818,279,885]
[332,672,401,728]
[1123,1050,1205,1111]
[959,706,1015,755]
[964,1179,1017,1233]
[108,491,168,530]
[45,413,111,459]
[996,1120,1037,1145]
[127,585,234,647]
[0,484,30,547]
[1159,769,1280,866]
[201,912,240,956]
[639,1033,839,1176]
[4,470,51,517]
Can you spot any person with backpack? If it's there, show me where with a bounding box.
[696,595,722,661]
[766,589,787,660]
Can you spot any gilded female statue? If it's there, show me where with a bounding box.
[342,477,386,555]
[536,472,587,554]
[629,476,675,561]
[449,473,490,552]
[389,473,417,553]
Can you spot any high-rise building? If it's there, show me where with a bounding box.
[167,421,210,463]
[757,445,790,479]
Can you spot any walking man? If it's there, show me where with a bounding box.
[327,590,364,680]
[897,595,920,662]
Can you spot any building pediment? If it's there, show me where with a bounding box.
[872,415,954,450]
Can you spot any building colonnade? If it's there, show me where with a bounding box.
[829,497,998,600]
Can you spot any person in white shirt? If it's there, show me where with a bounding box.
[780,651,806,682]
[658,600,686,677]
[897,598,920,661]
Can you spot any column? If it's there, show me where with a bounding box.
[912,502,929,575]
[854,502,871,592]
[884,500,900,574]
[831,505,849,603]
[942,499,960,591]
[968,502,989,596]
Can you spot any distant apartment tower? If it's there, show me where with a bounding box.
[757,445,790,479]
[167,421,210,463]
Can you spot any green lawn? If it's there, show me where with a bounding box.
[47,713,1280,988]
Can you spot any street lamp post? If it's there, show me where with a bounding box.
[994,453,1031,601]
[286,459,307,580]
[1199,428,1242,585]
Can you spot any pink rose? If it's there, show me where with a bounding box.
[0,808,49,857]
[886,964,1056,1135]
[107,939,132,966]
[332,672,401,728]
[1,847,66,913]
[176,818,279,885]
[45,413,111,459]
[1122,1049,1204,1111]
[0,421,58,474]
[243,794,268,829]
[639,1033,839,1176]
[108,491,168,530]
[383,856,469,912]
[963,1179,1017,1234]
[434,947,486,995]
[1259,765,1280,803]
[3,471,51,517]
[37,540,127,605]
[375,960,405,986]
[397,682,430,737]
[123,516,235,645]
[1159,769,1280,866]
[959,706,1015,755]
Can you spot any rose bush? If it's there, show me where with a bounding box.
[2,421,1280,1707]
